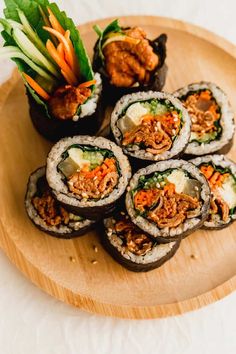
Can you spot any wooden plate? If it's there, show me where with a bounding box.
[1,16,236,319]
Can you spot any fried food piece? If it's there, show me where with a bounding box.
[49,85,91,120]
[103,27,159,87]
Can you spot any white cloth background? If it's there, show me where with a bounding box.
[0,0,236,353]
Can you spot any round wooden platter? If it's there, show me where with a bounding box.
[1,16,236,320]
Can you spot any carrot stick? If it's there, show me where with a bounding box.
[78,80,96,88]
[64,30,80,77]
[46,40,78,85]
[47,7,65,35]
[57,43,64,60]
[44,26,74,70]
[61,69,74,86]
[22,72,50,100]
[38,5,58,46]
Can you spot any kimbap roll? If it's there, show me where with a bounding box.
[25,167,95,238]
[102,210,181,272]
[111,91,191,163]
[174,82,235,156]
[126,160,211,242]
[191,155,236,229]
[46,136,132,219]
[0,1,102,141]
[93,19,167,101]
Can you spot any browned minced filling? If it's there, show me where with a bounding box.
[114,216,153,256]
[103,27,159,87]
[48,85,91,120]
[181,90,220,140]
[32,189,70,226]
[200,164,229,222]
[134,183,200,228]
[122,111,180,155]
[67,158,119,200]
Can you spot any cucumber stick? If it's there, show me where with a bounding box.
[13,28,60,78]
[0,46,55,81]
[17,9,56,66]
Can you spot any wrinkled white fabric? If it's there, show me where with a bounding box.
[0,0,236,353]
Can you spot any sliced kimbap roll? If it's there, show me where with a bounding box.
[102,210,181,272]
[46,136,132,219]
[93,19,167,101]
[25,167,95,238]
[0,1,102,141]
[111,91,191,163]
[174,82,235,156]
[126,160,211,242]
[191,155,236,229]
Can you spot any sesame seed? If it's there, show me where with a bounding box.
[69,256,76,263]
[190,254,198,259]
[93,245,98,253]
[91,260,98,265]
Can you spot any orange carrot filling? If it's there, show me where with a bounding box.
[67,158,119,200]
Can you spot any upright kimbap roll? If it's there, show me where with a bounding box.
[174,82,235,156]
[93,19,167,101]
[102,210,181,272]
[191,155,236,229]
[46,136,132,219]
[111,91,191,163]
[25,167,95,238]
[126,160,211,242]
[0,1,102,141]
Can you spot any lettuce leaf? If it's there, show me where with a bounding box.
[93,19,122,61]
[1,0,94,118]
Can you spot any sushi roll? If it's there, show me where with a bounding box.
[190,155,236,229]
[174,82,235,156]
[93,19,167,102]
[111,91,191,163]
[102,210,181,272]
[46,136,132,219]
[0,1,102,141]
[25,167,95,238]
[126,160,211,242]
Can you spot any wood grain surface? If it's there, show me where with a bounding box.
[0,16,236,319]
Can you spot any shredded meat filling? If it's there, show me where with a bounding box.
[182,90,220,139]
[200,165,229,222]
[67,158,118,200]
[122,112,180,154]
[115,218,153,256]
[49,85,91,120]
[103,27,159,87]
[134,183,200,228]
[32,190,69,226]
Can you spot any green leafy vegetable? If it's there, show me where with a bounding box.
[93,19,122,60]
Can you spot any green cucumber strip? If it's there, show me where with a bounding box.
[13,28,60,78]
[0,46,55,81]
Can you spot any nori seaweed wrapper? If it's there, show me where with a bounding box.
[93,29,168,103]
[101,211,181,272]
[25,166,95,238]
